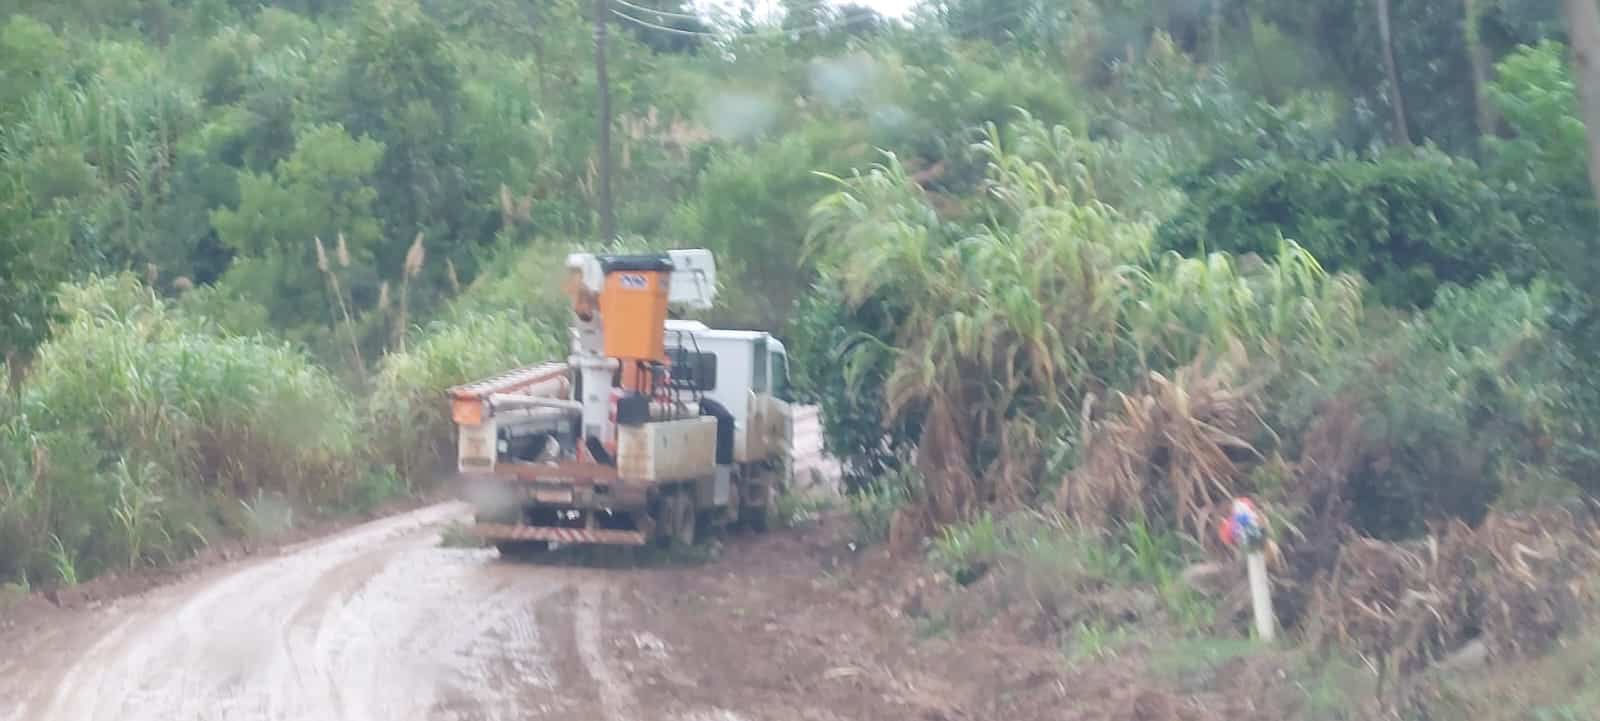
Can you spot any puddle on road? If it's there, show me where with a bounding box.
[319,545,560,721]
[678,710,754,721]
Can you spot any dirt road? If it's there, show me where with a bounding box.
[0,498,1093,721]
[0,502,694,721]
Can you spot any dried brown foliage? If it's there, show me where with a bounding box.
[809,136,1355,541]
[1306,508,1600,683]
[1058,344,1264,538]
[916,398,980,525]
[403,232,426,278]
[1269,398,1364,625]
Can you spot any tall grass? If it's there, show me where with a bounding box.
[926,510,1213,639]
[0,47,203,268]
[0,257,572,585]
[0,274,361,583]
[806,115,1361,529]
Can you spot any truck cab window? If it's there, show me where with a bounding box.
[771,352,790,402]
[752,338,768,393]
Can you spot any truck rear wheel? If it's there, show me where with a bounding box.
[738,487,770,533]
[742,504,770,533]
[657,489,696,549]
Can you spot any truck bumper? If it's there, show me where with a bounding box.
[456,462,659,546]
[456,463,654,510]
[470,522,647,546]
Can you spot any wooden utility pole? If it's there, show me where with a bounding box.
[1209,0,1224,66]
[594,0,616,243]
[1464,0,1501,136]
[1564,0,1600,207]
[1377,0,1413,146]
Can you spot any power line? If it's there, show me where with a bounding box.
[611,0,869,24]
[944,6,1031,36]
[610,4,1028,41]
[610,0,703,21]
[610,9,716,35]
[610,5,889,38]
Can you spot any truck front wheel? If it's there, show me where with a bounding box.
[742,504,770,533]
[739,467,776,533]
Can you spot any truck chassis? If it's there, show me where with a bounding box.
[461,458,778,551]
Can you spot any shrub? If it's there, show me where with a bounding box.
[0,383,42,583]
[446,237,573,326]
[0,274,362,582]
[346,465,403,516]
[788,279,921,494]
[1157,150,1530,308]
[805,117,1361,529]
[662,132,846,330]
[1270,277,1574,539]
[848,467,918,545]
[1482,41,1600,400]
[925,510,1203,639]
[368,310,563,486]
[930,512,1002,584]
[1103,32,1339,180]
[772,488,832,529]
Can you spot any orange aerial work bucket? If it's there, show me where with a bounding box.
[597,254,673,364]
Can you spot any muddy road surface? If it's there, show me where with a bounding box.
[0,503,672,721]
[0,500,1090,721]
[5,413,1060,721]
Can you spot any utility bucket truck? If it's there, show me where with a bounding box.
[448,249,794,551]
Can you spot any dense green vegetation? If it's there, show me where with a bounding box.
[6,6,1600,704]
[784,6,1600,546]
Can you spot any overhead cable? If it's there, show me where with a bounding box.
[610,4,892,38]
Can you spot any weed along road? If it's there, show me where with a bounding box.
[0,502,670,721]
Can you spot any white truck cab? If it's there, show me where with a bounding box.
[664,320,793,463]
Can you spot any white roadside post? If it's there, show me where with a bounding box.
[1220,497,1275,643]
[1247,547,1275,642]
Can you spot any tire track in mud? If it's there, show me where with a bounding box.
[30,504,456,720]
[574,582,641,721]
[302,546,562,721]
[598,584,759,721]
[12,503,593,721]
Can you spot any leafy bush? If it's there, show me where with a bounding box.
[663,130,850,331]
[930,512,1002,584]
[1485,41,1589,198]
[1103,32,1340,179]
[848,467,918,545]
[449,236,598,327]
[924,510,1205,638]
[879,49,1091,202]
[772,488,832,529]
[1482,41,1600,376]
[1269,277,1574,538]
[346,465,403,517]
[804,116,1361,527]
[788,278,921,494]
[209,122,386,334]
[1158,150,1530,308]
[0,274,362,582]
[368,310,563,485]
